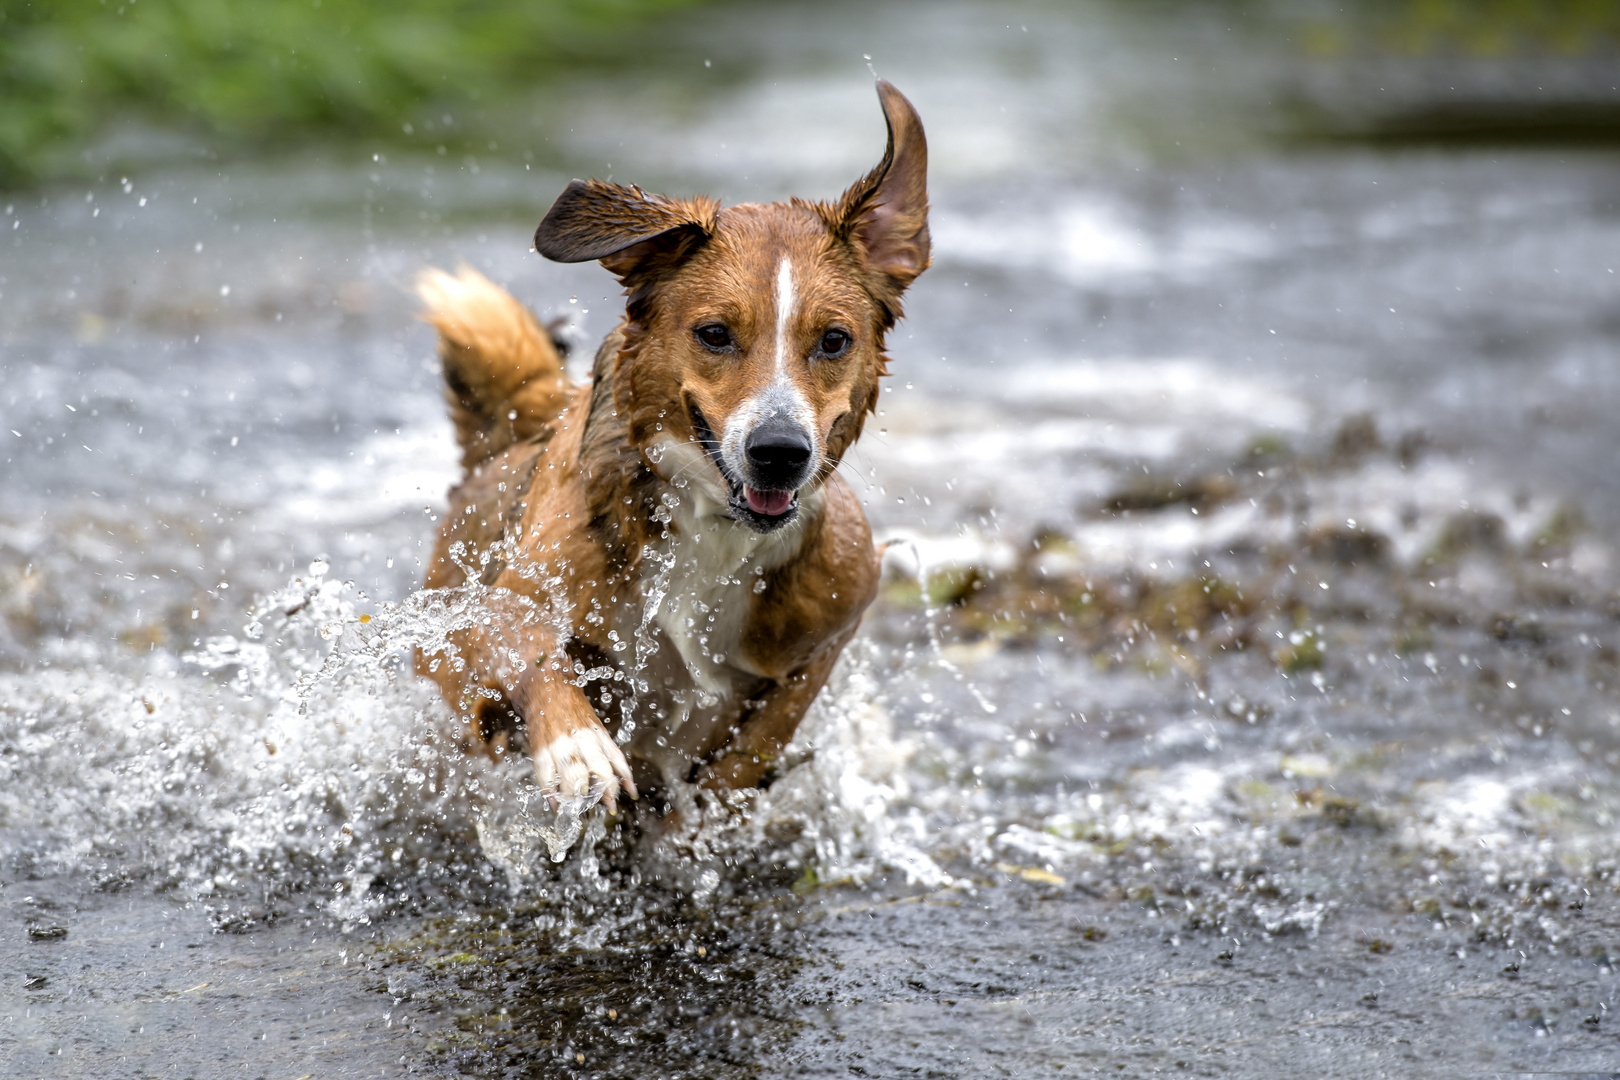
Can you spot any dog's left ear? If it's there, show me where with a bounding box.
[834,80,931,294]
[534,179,717,279]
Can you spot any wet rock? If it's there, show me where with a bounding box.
[1395,428,1430,467]
[883,563,986,608]
[1390,622,1435,654]
[1294,788,1370,829]
[1490,615,1548,644]
[924,565,986,607]
[1097,472,1237,515]
[1330,412,1382,463]
[1427,510,1506,564]
[1530,503,1587,552]
[1245,432,1292,461]
[1304,525,1390,567]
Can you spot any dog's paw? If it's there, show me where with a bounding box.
[532,723,638,814]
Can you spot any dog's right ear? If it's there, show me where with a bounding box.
[533,180,716,279]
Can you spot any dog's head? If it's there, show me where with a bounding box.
[534,81,929,533]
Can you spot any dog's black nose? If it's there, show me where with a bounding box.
[745,416,813,488]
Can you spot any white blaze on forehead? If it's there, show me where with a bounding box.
[772,257,796,377]
[716,254,822,487]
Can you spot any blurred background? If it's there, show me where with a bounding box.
[5,0,1620,188]
[5,2,1620,1077]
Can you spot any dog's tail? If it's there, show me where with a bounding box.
[416,265,574,473]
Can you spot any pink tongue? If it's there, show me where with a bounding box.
[745,486,794,516]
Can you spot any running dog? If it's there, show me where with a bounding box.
[414,81,929,814]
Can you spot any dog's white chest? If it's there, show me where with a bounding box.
[634,485,818,698]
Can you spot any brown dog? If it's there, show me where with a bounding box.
[413,81,929,816]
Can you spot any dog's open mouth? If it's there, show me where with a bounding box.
[688,403,799,531]
[745,487,794,516]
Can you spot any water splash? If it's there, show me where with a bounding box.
[0,558,571,920]
[0,578,472,919]
[0,546,952,922]
[463,634,948,895]
[752,637,949,888]
[885,536,999,715]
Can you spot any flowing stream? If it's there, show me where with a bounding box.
[5,1,1620,1075]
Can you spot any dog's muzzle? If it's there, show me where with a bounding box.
[689,405,812,532]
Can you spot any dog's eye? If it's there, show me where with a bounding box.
[818,329,851,357]
[694,324,733,351]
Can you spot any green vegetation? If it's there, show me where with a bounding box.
[0,0,707,188]
[1298,0,1620,57]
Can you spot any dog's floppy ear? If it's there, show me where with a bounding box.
[534,180,716,278]
[834,80,931,293]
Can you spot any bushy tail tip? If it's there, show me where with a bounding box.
[416,265,572,472]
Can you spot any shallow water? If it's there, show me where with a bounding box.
[6,1,1620,1075]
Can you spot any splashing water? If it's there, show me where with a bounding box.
[0,550,946,926]
[884,536,1000,716]
[2,565,486,920]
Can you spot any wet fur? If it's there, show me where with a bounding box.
[414,82,930,813]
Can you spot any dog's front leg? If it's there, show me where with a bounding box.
[693,623,857,791]
[426,611,637,813]
[515,654,638,813]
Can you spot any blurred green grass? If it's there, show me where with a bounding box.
[0,0,707,189]
[3,0,1619,190]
